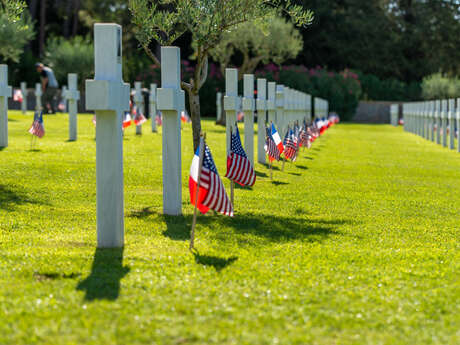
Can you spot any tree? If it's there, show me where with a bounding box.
[0,0,35,62]
[210,16,303,79]
[44,36,94,89]
[129,0,313,151]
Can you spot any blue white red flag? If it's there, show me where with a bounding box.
[123,112,132,129]
[270,123,284,154]
[13,89,23,103]
[283,128,298,161]
[189,143,233,216]
[225,124,256,187]
[264,126,280,162]
[28,111,45,138]
[133,106,147,126]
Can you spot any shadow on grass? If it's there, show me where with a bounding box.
[296,165,309,170]
[0,184,46,211]
[28,149,42,152]
[288,172,301,176]
[128,206,156,218]
[271,180,288,186]
[0,147,4,151]
[255,170,268,178]
[77,248,130,301]
[156,211,346,244]
[193,252,238,272]
[304,156,314,160]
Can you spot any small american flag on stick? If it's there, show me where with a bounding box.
[28,111,45,138]
[225,124,256,187]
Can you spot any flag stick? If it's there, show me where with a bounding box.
[190,133,205,251]
[269,160,273,180]
[231,180,234,202]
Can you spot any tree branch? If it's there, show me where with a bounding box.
[142,44,161,66]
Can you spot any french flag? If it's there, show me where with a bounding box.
[189,148,210,214]
[271,123,284,155]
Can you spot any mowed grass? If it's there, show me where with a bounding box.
[0,111,459,345]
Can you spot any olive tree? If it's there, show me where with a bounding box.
[210,16,303,78]
[0,0,35,62]
[129,0,313,150]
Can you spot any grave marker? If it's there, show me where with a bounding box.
[256,78,267,164]
[275,85,284,137]
[224,69,238,155]
[157,47,185,215]
[442,100,447,147]
[134,81,144,135]
[85,23,130,248]
[435,100,441,144]
[35,83,42,111]
[243,74,255,165]
[150,83,157,132]
[449,99,455,150]
[20,82,27,114]
[0,65,12,148]
[65,73,80,141]
[216,92,222,123]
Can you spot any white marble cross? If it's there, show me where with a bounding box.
[20,82,27,114]
[456,98,460,153]
[275,84,284,136]
[224,68,238,155]
[243,74,254,165]
[85,23,130,248]
[65,73,80,141]
[441,100,447,147]
[35,83,42,111]
[267,82,276,127]
[448,99,455,149]
[134,81,144,135]
[157,47,185,215]
[0,65,12,148]
[256,78,267,164]
[149,83,157,132]
[216,92,222,123]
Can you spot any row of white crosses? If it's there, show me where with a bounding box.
[402,99,460,152]
[314,97,328,120]
[221,69,314,167]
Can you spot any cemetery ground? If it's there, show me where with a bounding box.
[1,111,459,345]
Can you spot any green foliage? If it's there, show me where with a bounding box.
[357,72,422,102]
[299,0,460,82]
[1,113,460,344]
[210,16,303,77]
[0,0,34,63]
[421,73,460,100]
[44,36,94,89]
[254,65,362,121]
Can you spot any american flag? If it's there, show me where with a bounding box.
[155,112,162,127]
[264,126,280,162]
[283,128,298,161]
[189,143,233,216]
[133,106,147,126]
[299,126,309,147]
[28,111,45,138]
[225,124,256,187]
[13,89,23,102]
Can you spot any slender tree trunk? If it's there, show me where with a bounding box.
[188,89,202,152]
[63,0,73,38]
[72,0,80,37]
[39,0,46,57]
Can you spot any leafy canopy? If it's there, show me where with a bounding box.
[209,15,303,77]
[0,0,35,62]
[129,0,312,52]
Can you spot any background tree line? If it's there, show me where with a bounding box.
[1,0,459,119]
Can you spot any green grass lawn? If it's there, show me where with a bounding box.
[1,111,459,345]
